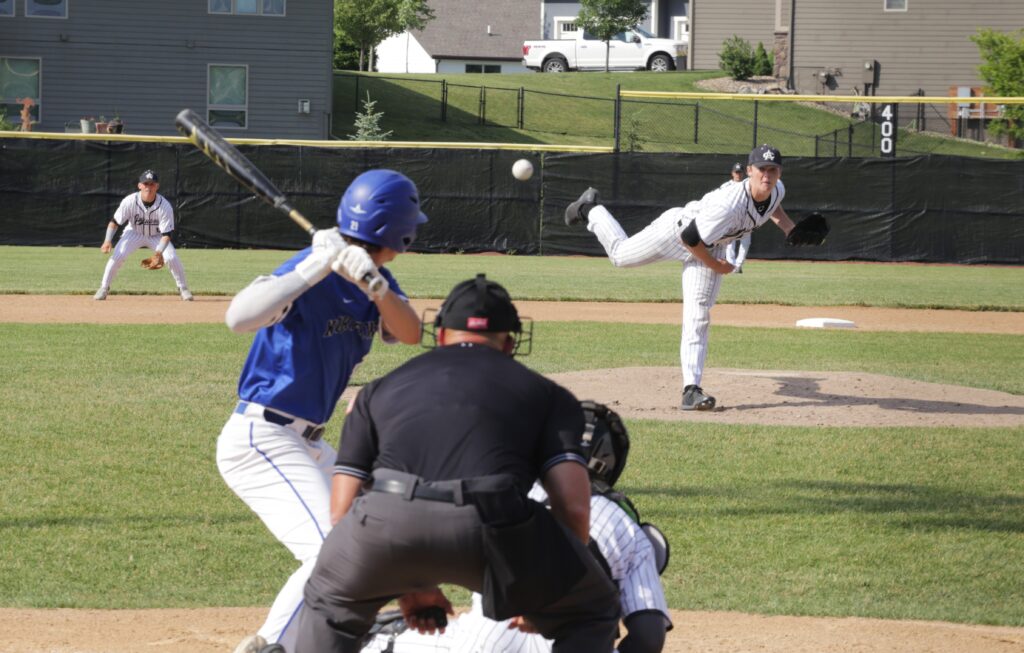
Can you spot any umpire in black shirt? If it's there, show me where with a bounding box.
[294,274,620,652]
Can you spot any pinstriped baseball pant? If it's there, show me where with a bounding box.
[587,205,724,390]
[99,231,189,290]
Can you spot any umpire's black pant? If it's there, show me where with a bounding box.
[294,471,620,653]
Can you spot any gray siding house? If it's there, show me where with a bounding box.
[377,0,691,75]
[0,0,333,138]
[691,0,1024,101]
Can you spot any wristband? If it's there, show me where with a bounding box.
[295,250,332,286]
[104,225,116,242]
[155,242,167,254]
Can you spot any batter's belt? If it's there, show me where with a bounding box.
[234,400,326,442]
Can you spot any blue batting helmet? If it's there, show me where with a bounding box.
[336,169,428,252]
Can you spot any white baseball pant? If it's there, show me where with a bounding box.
[216,408,336,650]
[587,205,724,389]
[99,231,189,290]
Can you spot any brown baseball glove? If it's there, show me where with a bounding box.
[141,253,165,270]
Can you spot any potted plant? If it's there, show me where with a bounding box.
[95,115,109,134]
[80,116,96,133]
[108,113,124,134]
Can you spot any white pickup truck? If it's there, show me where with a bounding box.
[522,26,686,73]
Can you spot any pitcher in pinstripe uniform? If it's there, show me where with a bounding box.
[564,144,797,411]
[94,170,193,301]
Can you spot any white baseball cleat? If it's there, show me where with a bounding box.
[232,633,267,653]
[180,287,194,302]
[93,287,108,301]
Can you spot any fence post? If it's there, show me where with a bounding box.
[613,84,621,152]
[752,100,759,148]
[848,124,854,157]
[694,102,699,144]
[440,80,447,122]
[517,87,525,129]
[479,86,486,125]
[354,75,360,112]
[814,134,819,157]
[833,129,838,157]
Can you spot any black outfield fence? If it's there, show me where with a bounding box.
[1,136,1022,264]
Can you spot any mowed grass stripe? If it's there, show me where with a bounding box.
[2,246,1024,311]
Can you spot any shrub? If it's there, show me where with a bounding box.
[754,41,774,77]
[719,35,756,81]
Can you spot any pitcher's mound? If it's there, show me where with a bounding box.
[547,367,1024,428]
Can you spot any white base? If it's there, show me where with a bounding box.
[795,317,857,329]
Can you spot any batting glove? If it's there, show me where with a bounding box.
[312,227,346,259]
[331,245,389,300]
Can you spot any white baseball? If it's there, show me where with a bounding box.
[512,159,534,181]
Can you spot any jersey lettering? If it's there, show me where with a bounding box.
[323,314,379,340]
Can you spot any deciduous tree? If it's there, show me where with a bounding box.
[576,0,649,73]
[971,28,1024,145]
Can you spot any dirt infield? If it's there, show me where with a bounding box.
[4,294,1024,334]
[2,607,1024,653]
[4,294,1024,652]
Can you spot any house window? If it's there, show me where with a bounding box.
[884,0,907,11]
[26,0,67,18]
[1,57,41,124]
[465,64,501,74]
[0,0,13,17]
[553,16,578,40]
[209,0,285,16]
[208,64,247,129]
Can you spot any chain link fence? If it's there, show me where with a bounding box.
[333,73,1022,158]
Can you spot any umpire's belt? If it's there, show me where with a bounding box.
[367,469,522,509]
[234,401,325,442]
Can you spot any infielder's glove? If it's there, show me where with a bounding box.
[140,253,165,270]
[785,212,829,247]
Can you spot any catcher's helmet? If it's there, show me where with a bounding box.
[336,169,428,252]
[580,400,630,489]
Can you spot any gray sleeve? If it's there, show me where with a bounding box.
[224,272,311,333]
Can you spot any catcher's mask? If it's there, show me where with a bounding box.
[580,400,630,490]
[421,273,533,356]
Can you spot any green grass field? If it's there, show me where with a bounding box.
[1,249,1021,626]
[2,246,1023,310]
[331,71,1024,159]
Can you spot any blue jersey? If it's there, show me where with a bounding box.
[237,248,406,424]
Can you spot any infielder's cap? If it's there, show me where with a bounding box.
[748,144,782,167]
[435,273,521,332]
[731,162,744,173]
[139,169,159,183]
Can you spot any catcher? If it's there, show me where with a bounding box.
[565,144,828,412]
[93,169,193,301]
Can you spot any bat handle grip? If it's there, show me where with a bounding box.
[364,273,387,296]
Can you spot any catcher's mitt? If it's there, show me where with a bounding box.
[785,212,829,247]
[140,253,165,270]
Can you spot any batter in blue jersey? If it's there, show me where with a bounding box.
[219,170,428,653]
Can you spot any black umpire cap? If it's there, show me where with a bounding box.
[731,162,744,173]
[138,169,160,183]
[748,144,782,167]
[435,273,521,333]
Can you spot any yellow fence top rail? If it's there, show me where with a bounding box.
[620,90,1024,105]
[0,130,614,152]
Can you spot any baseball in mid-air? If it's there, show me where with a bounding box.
[512,158,534,181]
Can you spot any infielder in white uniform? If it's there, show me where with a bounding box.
[564,144,797,411]
[94,169,193,301]
[722,163,751,274]
[362,404,672,653]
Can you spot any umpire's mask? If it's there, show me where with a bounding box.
[421,273,533,356]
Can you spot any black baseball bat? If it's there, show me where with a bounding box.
[174,108,384,293]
